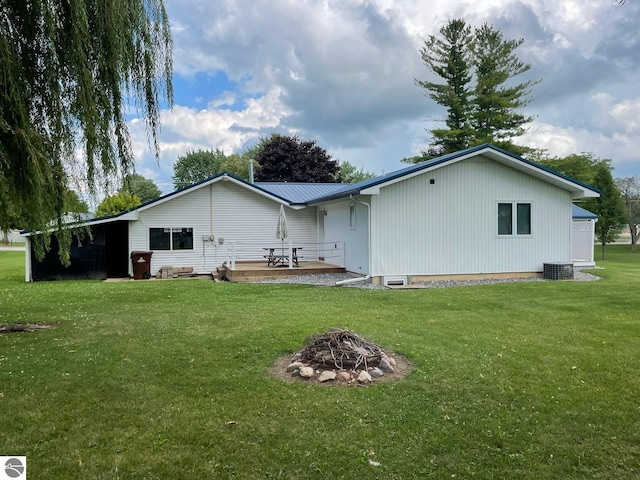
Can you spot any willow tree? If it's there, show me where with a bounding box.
[0,0,173,263]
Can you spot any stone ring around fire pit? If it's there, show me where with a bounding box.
[269,328,412,386]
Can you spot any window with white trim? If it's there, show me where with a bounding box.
[150,228,194,250]
[498,202,531,236]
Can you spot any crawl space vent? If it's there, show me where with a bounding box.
[383,276,408,287]
[543,263,574,280]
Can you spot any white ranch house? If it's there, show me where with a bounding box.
[24,144,600,283]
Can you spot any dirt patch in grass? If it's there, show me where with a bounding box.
[0,322,58,333]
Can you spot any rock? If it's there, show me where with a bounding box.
[336,371,351,382]
[299,367,315,378]
[286,361,305,372]
[387,356,397,366]
[379,357,395,373]
[357,370,372,383]
[369,367,384,378]
[318,370,337,382]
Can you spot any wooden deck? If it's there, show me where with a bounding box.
[219,260,346,283]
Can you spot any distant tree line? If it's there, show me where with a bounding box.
[171,134,376,189]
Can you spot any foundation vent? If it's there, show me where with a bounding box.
[383,275,408,287]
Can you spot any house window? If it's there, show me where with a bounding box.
[150,228,171,250]
[150,228,193,250]
[498,202,531,236]
[349,204,356,229]
[498,203,512,235]
[516,203,531,235]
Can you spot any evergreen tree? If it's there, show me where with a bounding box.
[0,0,173,263]
[470,23,538,146]
[416,19,473,153]
[416,19,538,155]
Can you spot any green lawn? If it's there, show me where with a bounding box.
[1,247,639,479]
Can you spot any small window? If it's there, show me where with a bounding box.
[516,203,531,235]
[149,227,193,250]
[349,204,356,229]
[173,228,193,250]
[498,202,531,236]
[150,228,170,250]
[498,203,512,235]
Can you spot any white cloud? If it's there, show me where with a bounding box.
[608,98,640,135]
[128,0,640,192]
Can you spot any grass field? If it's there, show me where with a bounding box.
[1,247,639,479]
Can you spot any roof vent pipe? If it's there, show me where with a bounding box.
[248,158,254,184]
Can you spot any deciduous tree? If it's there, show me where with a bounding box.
[586,165,625,260]
[122,174,162,203]
[615,176,640,249]
[95,193,141,218]
[172,149,257,188]
[172,149,228,189]
[254,135,339,183]
[0,0,173,263]
[536,153,606,186]
[336,161,376,183]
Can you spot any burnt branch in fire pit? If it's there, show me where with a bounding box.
[298,328,384,370]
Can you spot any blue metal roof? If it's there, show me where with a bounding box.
[255,182,349,204]
[83,144,601,223]
[572,204,597,219]
[305,143,600,203]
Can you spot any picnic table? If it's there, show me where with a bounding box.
[264,247,302,267]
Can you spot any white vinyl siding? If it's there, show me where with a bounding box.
[370,155,572,277]
[129,181,317,275]
[213,182,316,249]
[321,200,369,274]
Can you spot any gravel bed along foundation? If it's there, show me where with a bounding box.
[255,268,601,288]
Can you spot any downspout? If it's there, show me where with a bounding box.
[210,183,214,238]
[335,195,372,285]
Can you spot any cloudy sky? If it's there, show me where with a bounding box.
[128,0,640,193]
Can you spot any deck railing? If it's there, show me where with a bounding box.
[226,241,344,270]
